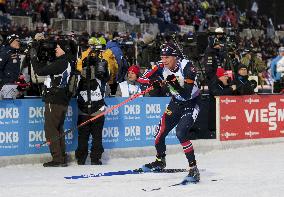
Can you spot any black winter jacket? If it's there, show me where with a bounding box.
[204,48,224,83]
[31,54,71,106]
[0,46,21,87]
[232,75,255,95]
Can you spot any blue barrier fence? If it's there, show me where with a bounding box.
[0,97,180,156]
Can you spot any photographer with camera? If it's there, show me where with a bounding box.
[204,30,225,84]
[30,39,74,167]
[75,38,110,165]
[0,34,21,99]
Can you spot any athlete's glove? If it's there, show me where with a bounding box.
[150,77,163,89]
[166,74,180,88]
[166,74,177,82]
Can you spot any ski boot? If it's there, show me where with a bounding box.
[43,160,67,167]
[142,155,166,172]
[182,165,200,184]
[75,150,87,165]
[91,158,102,165]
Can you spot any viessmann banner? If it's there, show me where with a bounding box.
[218,95,284,141]
[0,97,179,156]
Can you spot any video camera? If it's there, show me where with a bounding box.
[19,38,57,62]
[36,39,57,62]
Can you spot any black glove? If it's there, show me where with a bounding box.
[166,74,177,82]
[150,77,162,88]
[166,74,181,89]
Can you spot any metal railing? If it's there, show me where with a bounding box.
[50,18,127,34]
[9,16,284,41]
[10,16,33,29]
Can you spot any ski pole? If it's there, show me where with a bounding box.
[35,86,153,148]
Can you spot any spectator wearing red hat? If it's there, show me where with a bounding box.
[115,65,142,97]
[207,67,236,138]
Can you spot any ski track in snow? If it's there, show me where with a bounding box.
[0,143,284,197]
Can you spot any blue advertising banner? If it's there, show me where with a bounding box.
[0,97,179,156]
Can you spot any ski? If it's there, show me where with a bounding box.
[64,168,188,180]
[142,178,220,192]
[142,179,197,192]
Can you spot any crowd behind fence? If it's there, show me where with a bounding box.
[9,16,159,35]
[8,15,284,42]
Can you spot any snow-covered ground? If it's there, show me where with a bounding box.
[1,143,284,197]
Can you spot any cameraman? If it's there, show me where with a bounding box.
[30,40,74,167]
[0,34,21,98]
[75,38,110,165]
[204,36,225,84]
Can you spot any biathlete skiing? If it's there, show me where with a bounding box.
[138,42,201,183]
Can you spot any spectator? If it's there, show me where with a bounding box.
[232,64,255,95]
[105,32,128,93]
[116,65,141,97]
[270,47,284,93]
[208,68,236,138]
[0,34,21,94]
[240,50,252,70]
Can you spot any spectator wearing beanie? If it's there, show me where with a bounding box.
[115,65,142,97]
[0,34,21,92]
[207,67,236,138]
[209,67,236,96]
[232,64,255,95]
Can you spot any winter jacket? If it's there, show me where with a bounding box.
[270,55,283,81]
[208,77,234,96]
[76,49,110,115]
[31,54,71,106]
[0,46,21,87]
[204,48,224,83]
[106,40,123,66]
[232,75,254,95]
[116,79,141,97]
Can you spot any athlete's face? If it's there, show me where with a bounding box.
[161,55,177,70]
